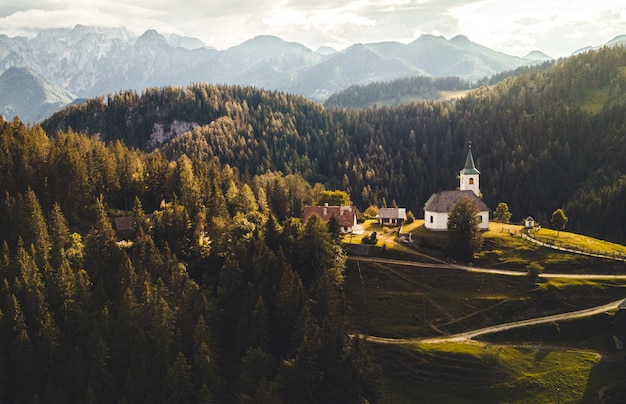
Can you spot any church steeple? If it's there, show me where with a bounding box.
[459,142,480,196]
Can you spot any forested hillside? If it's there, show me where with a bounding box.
[43,46,626,242]
[0,117,379,402]
[323,76,472,107]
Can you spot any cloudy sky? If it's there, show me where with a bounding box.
[1,0,624,57]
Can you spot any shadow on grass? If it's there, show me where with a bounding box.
[582,352,626,403]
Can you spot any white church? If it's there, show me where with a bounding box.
[423,144,490,231]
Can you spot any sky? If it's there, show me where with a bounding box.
[0,0,625,57]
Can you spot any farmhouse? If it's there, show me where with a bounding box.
[424,145,490,231]
[304,204,357,233]
[377,207,407,226]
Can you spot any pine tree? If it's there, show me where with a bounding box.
[162,352,194,404]
[21,188,51,270]
[84,197,133,306]
[192,315,221,401]
[295,215,334,288]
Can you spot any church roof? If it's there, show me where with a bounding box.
[460,147,480,175]
[424,190,490,213]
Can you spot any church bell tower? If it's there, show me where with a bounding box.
[459,142,480,196]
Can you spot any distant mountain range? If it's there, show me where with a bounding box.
[0,25,623,121]
[0,67,75,123]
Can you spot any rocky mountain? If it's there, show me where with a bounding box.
[0,25,541,106]
[0,66,75,122]
[4,25,622,114]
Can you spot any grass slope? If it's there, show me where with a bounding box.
[344,223,626,403]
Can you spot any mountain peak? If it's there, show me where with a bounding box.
[137,29,168,45]
[0,67,75,122]
[450,35,471,44]
[524,50,553,61]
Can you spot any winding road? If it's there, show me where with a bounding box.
[349,256,626,344]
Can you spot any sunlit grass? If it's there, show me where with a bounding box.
[530,228,626,256]
[372,337,622,404]
[342,219,419,255]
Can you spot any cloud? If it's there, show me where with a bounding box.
[0,0,623,56]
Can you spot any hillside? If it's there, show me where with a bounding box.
[324,62,556,108]
[341,224,626,402]
[42,46,626,243]
[0,67,75,122]
[324,76,473,108]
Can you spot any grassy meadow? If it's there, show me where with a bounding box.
[343,221,626,403]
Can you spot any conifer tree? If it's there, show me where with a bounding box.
[83,197,128,303]
[21,188,51,269]
[162,352,194,404]
[295,214,334,287]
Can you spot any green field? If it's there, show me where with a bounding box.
[344,224,626,403]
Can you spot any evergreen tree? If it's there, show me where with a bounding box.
[162,352,194,404]
[21,188,51,270]
[83,197,128,303]
[295,215,334,288]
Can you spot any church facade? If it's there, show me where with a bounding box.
[423,145,490,231]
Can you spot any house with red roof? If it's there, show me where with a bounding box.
[304,204,357,233]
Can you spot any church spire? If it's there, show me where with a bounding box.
[459,141,480,196]
[460,141,480,175]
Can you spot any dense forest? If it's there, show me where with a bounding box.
[42,46,626,243]
[0,117,380,402]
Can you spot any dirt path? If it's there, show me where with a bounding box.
[348,256,626,344]
[364,298,624,344]
[348,256,626,280]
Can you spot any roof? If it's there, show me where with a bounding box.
[459,147,480,175]
[424,190,490,213]
[113,216,134,232]
[378,207,407,220]
[112,214,153,233]
[525,216,535,221]
[304,205,356,227]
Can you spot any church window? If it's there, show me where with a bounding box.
[469,178,474,185]
[430,216,434,223]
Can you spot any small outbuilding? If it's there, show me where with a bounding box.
[377,207,407,227]
[524,216,536,229]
